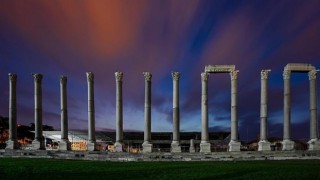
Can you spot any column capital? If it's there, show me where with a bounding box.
[8,73,17,82]
[143,72,152,81]
[33,73,43,83]
[283,70,291,80]
[230,70,239,80]
[261,69,271,80]
[308,70,317,80]
[172,72,180,81]
[60,75,67,84]
[201,72,209,81]
[115,72,123,81]
[86,72,94,82]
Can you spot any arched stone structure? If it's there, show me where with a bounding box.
[200,65,241,152]
[282,63,320,151]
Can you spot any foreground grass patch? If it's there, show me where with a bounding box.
[0,158,320,179]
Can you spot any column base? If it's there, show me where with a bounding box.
[228,140,241,152]
[308,139,320,151]
[200,142,211,153]
[142,142,153,153]
[282,139,295,150]
[5,140,19,150]
[87,141,97,151]
[114,142,123,152]
[171,141,181,153]
[189,146,196,153]
[258,140,271,151]
[30,139,45,150]
[59,140,71,151]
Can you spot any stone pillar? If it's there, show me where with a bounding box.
[6,73,19,149]
[308,70,320,150]
[142,72,153,153]
[86,72,96,151]
[189,139,195,153]
[59,76,71,150]
[171,72,181,153]
[200,72,211,153]
[115,72,124,152]
[31,73,45,150]
[282,70,295,150]
[258,70,271,151]
[228,70,241,152]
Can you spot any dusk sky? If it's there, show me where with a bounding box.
[1,0,320,141]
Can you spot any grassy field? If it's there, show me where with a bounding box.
[0,158,320,179]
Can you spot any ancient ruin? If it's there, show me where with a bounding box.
[3,63,320,154]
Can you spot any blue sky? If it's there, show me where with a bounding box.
[0,0,320,141]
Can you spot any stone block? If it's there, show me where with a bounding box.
[5,140,19,150]
[258,140,271,151]
[59,140,71,151]
[200,142,211,153]
[228,140,241,152]
[171,142,181,153]
[308,139,320,151]
[114,142,123,152]
[30,139,45,150]
[282,139,295,150]
[142,142,153,153]
[87,141,97,151]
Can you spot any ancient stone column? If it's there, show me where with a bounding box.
[86,72,96,151]
[115,72,124,152]
[258,70,271,151]
[171,72,181,153]
[189,139,195,153]
[59,76,71,150]
[142,72,153,153]
[308,70,320,150]
[228,70,240,152]
[6,73,19,149]
[282,70,295,150]
[31,73,45,150]
[200,72,211,153]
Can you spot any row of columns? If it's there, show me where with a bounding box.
[4,68,320,152]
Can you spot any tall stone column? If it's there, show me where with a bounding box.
[6,73,19,149]
[308,70,320,150]
[31,73,45,150]
[171,72,181,153]
[258,70,271,151]
[86,72,96,151]
[200,72,211,153]
[228,70,240,152]
[142,72,153,153]
[59,76,71,150]
[115,72,124,152]
[282,70,295,150]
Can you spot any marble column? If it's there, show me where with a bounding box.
[258,70,271,151]
[171,72,181,153]
[228,70,241,152]
[86,72,96,151]
[308,70,320,150]
[142,72,153,153]
[200,72,211,153]
[59,76,71,150]
[282,70,295,150]
[31,73,45,150]
[6,73,19,149]
[115,72,124,152]
[189,139,195,153]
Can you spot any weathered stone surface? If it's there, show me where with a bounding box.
[308,139,320,151]
[142,142,152,153]
[114,142,123,152]
[86,72,96,151]
[284,63,315,72]
[205,65,235,73]
[282,139,295,151]
[200,142,211,153]
[189,139,195,153]
[171,141,181,153]
[258,140,271,151]
[228,140,240,152]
